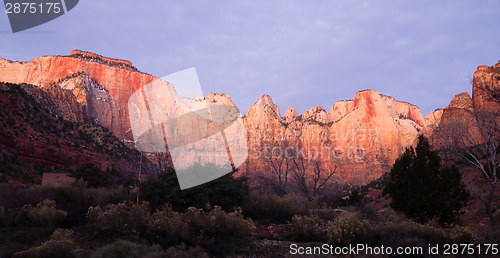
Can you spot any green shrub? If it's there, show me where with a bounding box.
[88,202,129,230]
[379,220,446,242]
[146,205,254,244]
[448,226,473,243]
[291,214,327,242]
[14,240,75,258]
[0,183,42,209]
[90,240,160,258]
[0,181,128,226]
[128,201,151,229]
[146,204,254,254]
[327,213,374,245]
[146,204,186,245]
[363,208,470,247]
[71,163,135,188]
[375,219,449,248]
[65,183,127,225]
[27,200,67,228]
[12,200,66,227]
[242,192,313,222]
[141,166,249,211]
[309,207,338,221]
[184,205,254,255]
[147,244,209,258]
[14,229,76,258]
[50,228,75,241]
[197,206,254,239]
[86,201,254,254]
[13,204,32,226]
[86,202,150,232]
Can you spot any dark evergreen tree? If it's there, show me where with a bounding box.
[383,135,469,225]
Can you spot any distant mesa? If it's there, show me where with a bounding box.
[69,50,137,71]
[0,50,498,186]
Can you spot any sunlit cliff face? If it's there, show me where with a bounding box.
[1,51,498,186]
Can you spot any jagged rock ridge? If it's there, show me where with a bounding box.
[243,89,424,185]
[2,51,497,186]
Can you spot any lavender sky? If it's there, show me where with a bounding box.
[1,0,499,116]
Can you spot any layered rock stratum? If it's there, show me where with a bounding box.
[0,50,168,141]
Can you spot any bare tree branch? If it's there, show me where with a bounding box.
[436,108,499,230]
[264,140,293,195]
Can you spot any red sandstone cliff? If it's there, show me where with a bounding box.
[423,61,500,148]
[0,82,155,183]
[6,51,495,186]
[0,50,174,140]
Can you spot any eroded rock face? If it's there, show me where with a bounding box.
[329,101,354,122]
[302,106,329,124]
[424,109,444,128]
[0,82,154,182]
[380,94,424,126]
[472,63,500,113]
[0,51,163,140]
[448,92,473,110]
[424,62,500,150]
[243,89,424,185]
[284,107,299,123]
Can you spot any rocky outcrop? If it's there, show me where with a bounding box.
[284,107,299,123]
[243,89,424,185]
[205,93,236,106]
[424,109,444,128]
[423,61,500,149]
[6,51,483,186]
[329,101,354,122]
[302,106,329,124]
[472,63,500,113]
[0,82,154,183]
[0,51,167,140]
[69,50,135,69]
[379,94,424,126]
[247,94,281,120]
[421,109,444,144]
[448,92,473,110]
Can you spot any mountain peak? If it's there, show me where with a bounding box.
[284,107,299,123]
[205,93,235,106]
[256,94,281,117]
[302,105,329,124]
[256,94,274,106]
[447,92,473,110]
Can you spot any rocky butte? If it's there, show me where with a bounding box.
[1,51,498,186]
